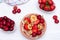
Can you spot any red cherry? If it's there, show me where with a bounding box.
[40,18,45,23]
[24,24,28,30]
[10,20,15,25]
[48,0,53,5]
[2,20,6,25]
[53,15,57,20]
[37,15,42,20]
[3,16,7,20]
[50,5,55,11]
[0,24,3,28]
[32,32,37,37]
[54,20,59,24]
[17,9,21,13]
[39,4,45,9]
[9,27,14,31]
[37,30,42,35]
[44,6,49,11]
[3,26,9,31]
[0,17,3,21]
[12,10,17,14]
[6,22,11,27]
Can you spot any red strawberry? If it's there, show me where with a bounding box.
[48,0,54,5]
[32,25,38,33]
[54,19,59,24]
[44,6,49,11]
[34,19,40,25]
[24,24,28,30]
[24,17,31,23]
[39,4,45,9]
[42,0,46,4]
[53,15,57,20]
[50,5,55,11]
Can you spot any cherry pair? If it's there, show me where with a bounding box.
[53,15,59,24]
[0,16,15,31]
[12,6,21,14]
[38,0,56,11]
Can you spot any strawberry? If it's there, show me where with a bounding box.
[34,19,40,25]
[32,25,38,33]
[48,0,54,5]
[39,4,45,9]
[50,5,55,11]
[24,24,28,30]
[32,32,37,37]
[44,5,49,11]
[42,0,46,4]
[24,17,31,24]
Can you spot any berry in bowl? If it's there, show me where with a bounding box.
[20,13,46,40]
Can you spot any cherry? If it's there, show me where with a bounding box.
[53,15,57,20]
[3,26,9,31]
[6,22,11,27]
[9,27,14,31]
[12,10,17,14]
[2,20,6,25]
[32,32,37,37]
[40,18,45,23]
[0,17,3,21]
[3,16,7,20]
[54,19,59,24]
[37,30,42,35]
[37,15,41,20]
[0,24,3,28]
[17,9,21,13]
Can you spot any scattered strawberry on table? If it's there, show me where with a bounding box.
[0,16,15,31]
[38,0,56,11]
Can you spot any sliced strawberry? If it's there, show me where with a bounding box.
[37,30,42,35]
[24,24,28,30]
[32,25,38,33]
[34,19,40,25]
[24,17,31,24]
